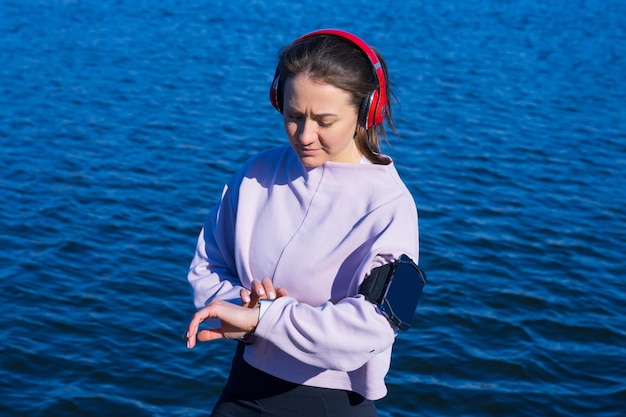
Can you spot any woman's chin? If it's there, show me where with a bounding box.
[296,152,327,167]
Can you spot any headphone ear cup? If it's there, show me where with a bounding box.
[359,91,375,128]
[359,90,383,129]
[269,74,281,112]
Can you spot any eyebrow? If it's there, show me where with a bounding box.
[284,107,338,118]
[313,113,338,118]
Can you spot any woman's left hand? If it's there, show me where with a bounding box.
[240,277,289,308]
[184,299,260,349]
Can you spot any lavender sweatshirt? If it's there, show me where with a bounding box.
[188,145,419,400]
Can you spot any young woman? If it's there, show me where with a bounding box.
[183,29,422,417]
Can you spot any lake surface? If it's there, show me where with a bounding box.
[1,0,625,416]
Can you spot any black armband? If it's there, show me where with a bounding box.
[358,254,427,331]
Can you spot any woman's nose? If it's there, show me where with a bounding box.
[298,119,317,145]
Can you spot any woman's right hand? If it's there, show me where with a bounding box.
[184,299,260,348]
[240,277,289,308]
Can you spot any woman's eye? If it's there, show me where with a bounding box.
[318,121,332,128]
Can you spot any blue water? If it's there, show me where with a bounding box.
[1,1,625,416]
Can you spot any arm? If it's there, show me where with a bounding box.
[253,293,397,372]
[184,261,401,371]
[183,287,395,363]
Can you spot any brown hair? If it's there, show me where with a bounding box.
[275,34,396,165]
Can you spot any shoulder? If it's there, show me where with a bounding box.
[227,145,304,191]
[230,145,295,177]
[364,161,418,223]
[321,157,412,193]
[239,145,298,174]
[245,145,293,165]
[321,159,417,217]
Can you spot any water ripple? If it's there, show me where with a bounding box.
[2,0,625,416]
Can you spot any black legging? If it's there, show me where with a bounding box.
[210,343,379,417]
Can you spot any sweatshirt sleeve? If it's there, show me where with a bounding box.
[187,180,244,309]
[253,294,397,372]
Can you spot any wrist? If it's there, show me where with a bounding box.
[238,306,260,345]
[239,300,273,345]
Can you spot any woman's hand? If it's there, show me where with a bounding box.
[184,278,290,349]
[184,299,260,349]
[240,277,289,308]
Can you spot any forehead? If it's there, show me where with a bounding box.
[283,75,354,111]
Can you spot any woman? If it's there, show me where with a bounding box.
[184,29,422,417]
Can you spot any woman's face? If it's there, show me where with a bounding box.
[282,74,360,167]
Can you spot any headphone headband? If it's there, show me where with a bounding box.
[269,29,388,129]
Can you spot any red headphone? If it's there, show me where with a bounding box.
[269,29,388,129]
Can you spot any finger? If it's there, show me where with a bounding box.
[250,279,266,298]
[184,313,203,348]
[261,277,276,300]
[247,291,260,308]
[184,304,218,348]
[276,287,289,298]
[247,280,265,307]
[197,328,225,342]
[240,288,252,307]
